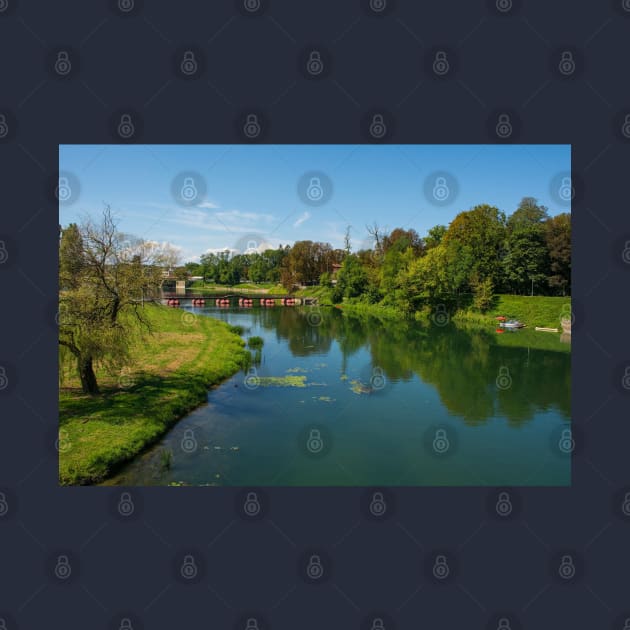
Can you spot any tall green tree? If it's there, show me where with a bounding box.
[503,198,549,295]
[545,212,571,295]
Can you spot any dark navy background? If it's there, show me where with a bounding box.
[1,0,629,628]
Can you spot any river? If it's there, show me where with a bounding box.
[105,304,571,486]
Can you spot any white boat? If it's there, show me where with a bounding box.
[499,320,525,329]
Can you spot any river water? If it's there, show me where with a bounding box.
[106,305,571,486]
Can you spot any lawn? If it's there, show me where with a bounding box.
[58,304,249,485]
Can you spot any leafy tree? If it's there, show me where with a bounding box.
[545,212,571,295]
[503,198,549,295]
[443,204,506,289]
[59,207,176,394]
[424,225,447,250]
[336,254,368,298]
[319,271,332,287]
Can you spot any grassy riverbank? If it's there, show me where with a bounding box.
[325,294,571,353]
[321,294,570,327]
[58,304,249,485]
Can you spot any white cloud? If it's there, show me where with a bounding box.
[197,201,219,209]
[293,211,311,228]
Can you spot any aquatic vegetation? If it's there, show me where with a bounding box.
[257,375,308,387]
[159,448,173,470]
[286,367,309,373]
[349,379,372,395]
[313,396,335,403]
[340,374,349,381]
[247,336,264,349]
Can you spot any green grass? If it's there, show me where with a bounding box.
[58,304,249,485]
[188,282,288,294]
[295,285,335,305]
[453,294,571,329]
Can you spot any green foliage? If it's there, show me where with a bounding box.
[471,276,495,312]
[247,336,264,349]
[336,255,369,298]
[59,207,176,394]
[319,271,332,287]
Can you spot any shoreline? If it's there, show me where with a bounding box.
[58,304,250,486]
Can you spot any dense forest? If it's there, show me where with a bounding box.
[182,197,571,313]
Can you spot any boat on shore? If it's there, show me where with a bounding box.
[499,319,525,329]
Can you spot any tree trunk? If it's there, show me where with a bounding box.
[78,355,99,395]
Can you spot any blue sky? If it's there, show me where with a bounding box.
[59,144,571,263]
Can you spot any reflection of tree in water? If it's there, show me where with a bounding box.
[269,308,333,356]
[338,314,570,426]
